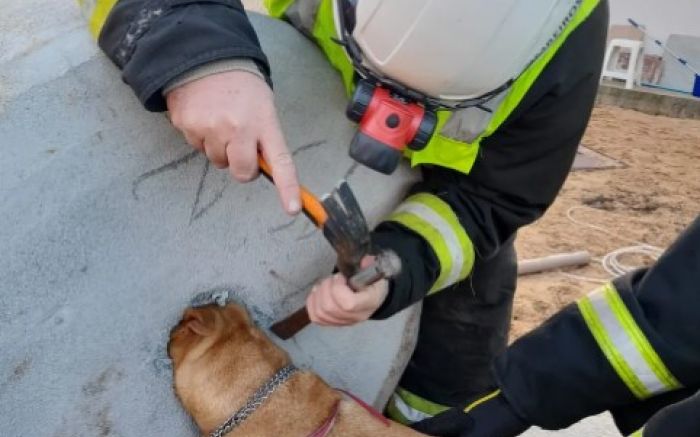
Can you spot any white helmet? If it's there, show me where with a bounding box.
[336,0,580,102]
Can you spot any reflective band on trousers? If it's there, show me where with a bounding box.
[386,387,450,425]
[387,194,475,294]
[578,284,682,400]
[388,393,431,424]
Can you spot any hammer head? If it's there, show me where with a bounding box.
[268,180,374,341]
[321,180,371,277]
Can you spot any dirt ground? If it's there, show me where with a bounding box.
[511,105,700,339]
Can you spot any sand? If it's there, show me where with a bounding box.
[512,105,700,339]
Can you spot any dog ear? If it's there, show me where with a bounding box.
[187,319,210,337]
[183,308,216,337]
[224,304,252,325]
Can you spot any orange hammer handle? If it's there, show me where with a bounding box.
[257,154,328,228]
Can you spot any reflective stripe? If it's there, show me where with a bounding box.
[311,0,355,93]
[388,393,432,424]
[464,389,501,413]
[630,428,644,437]
[385,397,411,425]
[393,204,464,290]
[578,284,682,399]
[386,387,450,425]
[265,0,365,94]
[603,287,681,391]
[264,0,297,18]
[79,0,119,38]
[388,210,453,293]
[388,194,475,293]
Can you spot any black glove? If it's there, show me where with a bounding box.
[411,390,530,437]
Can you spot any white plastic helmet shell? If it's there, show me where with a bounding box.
[339,0,579,101]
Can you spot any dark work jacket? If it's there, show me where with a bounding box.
[494,216,700,435]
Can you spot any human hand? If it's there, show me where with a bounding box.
[166,70,301,215]
[306,256,389,326]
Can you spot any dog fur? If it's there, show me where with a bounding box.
[168,303,423,436]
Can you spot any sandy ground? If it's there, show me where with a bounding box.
[512,105,700,339]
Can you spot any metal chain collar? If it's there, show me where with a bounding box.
[208,364,299,437]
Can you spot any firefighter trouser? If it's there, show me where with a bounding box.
[400,238,517,409]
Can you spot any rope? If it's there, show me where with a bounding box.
[559,206,663,283]
[627,18,700,76]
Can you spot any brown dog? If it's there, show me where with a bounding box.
[168,303,424,436]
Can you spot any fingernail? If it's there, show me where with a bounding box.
[288,198,301,214]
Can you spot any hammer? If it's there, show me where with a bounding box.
[257,155,401,339]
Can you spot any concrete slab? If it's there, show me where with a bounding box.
[597,80,700,120]
[573,146,624,171]
[0,7,421,437]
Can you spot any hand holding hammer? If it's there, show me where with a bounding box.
[258,154,401,339]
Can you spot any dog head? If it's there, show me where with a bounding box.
[168,304,249,365]
[167,304,288,429]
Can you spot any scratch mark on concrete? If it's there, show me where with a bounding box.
[131,150,199,199]
[269,217,299,234]
[268,269,297,287]
[0,357,32,395]
[292,140,326,156]
[82,367,124,397]
[95,406,113,437]
[296,228,318,241]
[189,161,227,223]
[190,160,211,222]
[13,358,31,379]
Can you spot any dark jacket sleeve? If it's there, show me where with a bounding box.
[371,0,609,318]
[98,0,270,111]
[492,215,700,431]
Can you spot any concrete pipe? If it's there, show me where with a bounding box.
[0,6,420,436]
[518,251,592,276]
